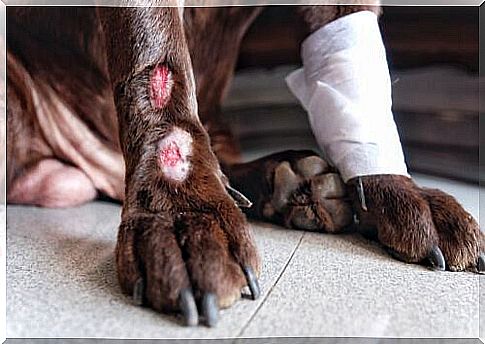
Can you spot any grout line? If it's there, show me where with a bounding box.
[233,232,306,339]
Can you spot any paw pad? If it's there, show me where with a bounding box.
[269,155,353,232]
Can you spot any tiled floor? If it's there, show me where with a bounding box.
[5,174,483,339]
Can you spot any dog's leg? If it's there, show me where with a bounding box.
[184,7,262,165]
[7,8,124,206]
[299,4,484,272]
[98,6,260,326]
[7,158,97,208]
[6,48,99,207]
[228,5,484,273]
[298,4,380,31]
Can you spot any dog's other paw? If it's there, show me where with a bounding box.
[228,150,354,233]
[348,175,484,273]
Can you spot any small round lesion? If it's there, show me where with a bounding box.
[149,64,174,109]
[159,141,182,167]
[157,127,193,182]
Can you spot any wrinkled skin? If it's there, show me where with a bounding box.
[6,5,484,327]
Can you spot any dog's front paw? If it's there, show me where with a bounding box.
[349,175,484,272]
[116,196,260,327]
[116,126,260,327]
[116,207,260,327]
[228,150,354,233]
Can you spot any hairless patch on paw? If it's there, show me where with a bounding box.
[158,127,192,182]
[150,64,173,109]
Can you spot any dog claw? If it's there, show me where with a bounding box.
[226,184,252,208]
[429,246,446,271]
[242,266,261,300]
[386,248,406,262]
[202,293,219,327]
[477,254,485,274]
[133,278,145,306]
[179,288,198,327]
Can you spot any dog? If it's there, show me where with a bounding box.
[6,4,484,327]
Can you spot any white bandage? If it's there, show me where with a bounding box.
[286,11,409,183]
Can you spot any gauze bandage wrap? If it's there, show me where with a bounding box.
[286,11,409,183]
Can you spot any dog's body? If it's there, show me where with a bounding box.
[6,5,484,326]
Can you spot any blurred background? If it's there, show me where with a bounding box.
[221,6,481,184]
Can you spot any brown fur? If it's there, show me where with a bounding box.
[421,187,483,271]
[184,7,262,164]
[98,6,260,311]
[6,5,484,321]
[298,4,381,32]
[346,175,484,269]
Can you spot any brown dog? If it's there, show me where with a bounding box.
[6,5,484,327]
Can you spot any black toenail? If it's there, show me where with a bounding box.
[429,246,446,271]
[477,253,485,274]
[202,293,219,328]
[226,184,252,208]
[133,278,145,306]
[179,288,198,327]
[242,266,261,300]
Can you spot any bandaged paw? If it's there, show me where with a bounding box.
[286,11,409,183]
